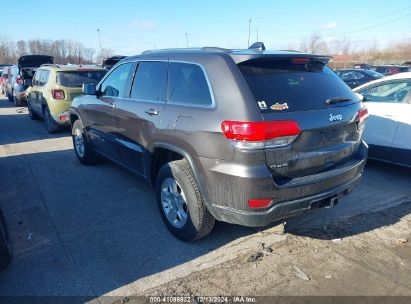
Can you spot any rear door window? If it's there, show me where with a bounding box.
[238,59,358,112]
[168,62,213,106]
[130,61,168,102]
[57,70,106,88]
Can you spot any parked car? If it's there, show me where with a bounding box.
[335,69,385,88]
[353,63,373,70]
[0,207,12,270]
[0,67,11,94]
[354,72,411,167]
[102,55,126,70]
[372,65,410,76]
[27,64,106,133]
[69,45,368,241]
[6,55,54,106]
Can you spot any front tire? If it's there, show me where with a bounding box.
[0,209,12,270]
[156,159,215,242]
[71,120,99,165]
[7,91,13,102]
[43,106,60,134]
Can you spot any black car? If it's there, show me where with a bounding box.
[102,56,127,70]
[335,69,385,88]
[69,43,368,241]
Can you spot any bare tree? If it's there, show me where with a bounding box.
[96,48,115,64]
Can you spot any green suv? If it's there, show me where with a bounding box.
[27,64,107,133]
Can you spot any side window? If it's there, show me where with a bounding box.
[359,81,411,103]
[40,70,50,86]
[33,70,43,86]
[168,62,213,106]
[100,63,134,98]
[130,61,168,102]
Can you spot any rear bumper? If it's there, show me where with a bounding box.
[208,174,362,227]
[202,141,368,227]
[51,111,71,126]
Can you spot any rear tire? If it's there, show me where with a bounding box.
[71,119,99,165]
[43,106,60,134]
[13,96,25,107]
[156,159,215,242]
[0,209,12,270]
[27,101,39,120]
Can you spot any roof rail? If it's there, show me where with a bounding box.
[40,63,60,68]
[278,49,301,53]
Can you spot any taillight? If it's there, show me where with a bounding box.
[248,199,273,209]
[221,120,301,150]
[16,77,23,85]
[357,106,368,125]
[52,89,65,100]
[291,58,310,64]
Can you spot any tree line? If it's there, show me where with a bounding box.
[1,35,410,67]
[0,38,114,65]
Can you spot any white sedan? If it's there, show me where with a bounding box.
[354,72,411,167]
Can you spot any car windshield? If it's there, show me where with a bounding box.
[363,70,385,78]
[57,70,106,88]
[238,59,358,112]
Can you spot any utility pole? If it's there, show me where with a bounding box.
[185,33,189,48]
[248,18,252,47]
[97,29,102,55]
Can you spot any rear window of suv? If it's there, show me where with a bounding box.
[238,58,358,112]
[57,70,106,88]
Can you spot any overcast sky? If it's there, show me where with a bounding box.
[3,0,411,55]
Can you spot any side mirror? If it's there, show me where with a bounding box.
[82,82,96,95]
[23,79,32,87]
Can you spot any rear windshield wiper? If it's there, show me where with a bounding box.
[325,97,352,105]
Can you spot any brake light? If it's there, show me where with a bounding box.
[52,89,65,100]
[221,120,301,150]
[357,106,368,125]
[16,77,23,85]
[291,58,310,64]
[248,199,273,209]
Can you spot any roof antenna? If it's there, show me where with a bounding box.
[249,42,266,51]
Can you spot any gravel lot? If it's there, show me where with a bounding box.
[0,97,410,302]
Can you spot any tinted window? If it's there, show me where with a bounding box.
[168,62,212,106]
[57,70,106,88]
[238,59,358,112]
[130,61,167,101]
[358,81,411,103]
[363,70,384,78]
[100,63,134,97]
[338,71,364,80]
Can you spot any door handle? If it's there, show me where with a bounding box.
[110,103,116,109]
[145,109,159,116]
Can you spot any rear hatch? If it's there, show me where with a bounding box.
[18,55,54,87]
[56,69,106,101]
[237,56,364,181]
[18,55,53,69]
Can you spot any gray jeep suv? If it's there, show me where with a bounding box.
[69,45,368,241]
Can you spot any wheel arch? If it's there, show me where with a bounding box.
[150,143,210,206]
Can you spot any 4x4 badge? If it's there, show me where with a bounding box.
[329,113,343,122]
[270,103,289,111]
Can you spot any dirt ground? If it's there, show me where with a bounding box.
[142,203,411,297]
